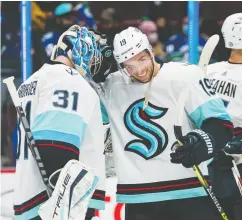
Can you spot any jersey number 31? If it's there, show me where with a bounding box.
[53,90,79,111]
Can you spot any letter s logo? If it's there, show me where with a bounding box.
[124,98,168,160]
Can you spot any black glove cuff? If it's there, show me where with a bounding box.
[189,129,215,150]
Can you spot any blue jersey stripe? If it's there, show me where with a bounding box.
[32,110,87,148]
[32,110,87,137]
[88,199,105,210]
[33,130,81,149]
[117,187,207,203]
[14,204,40,220]
[189,98,232,128]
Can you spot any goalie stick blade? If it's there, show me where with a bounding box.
[198,34,220,74]
[3,76,21,107]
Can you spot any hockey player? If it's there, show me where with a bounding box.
[13,25,105,220]
[93,27,234,220]
[207,13,242,220]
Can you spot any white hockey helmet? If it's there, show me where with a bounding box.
[222,13,242,49]
[113,27,153,64]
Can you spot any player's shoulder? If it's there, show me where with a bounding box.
[40,62,82,83]
[207,61,227,72]
[104,70,128,86]
[161,62,203,83]
[107,70,123,80]
[40,63,99,100]
[207,61,228,78]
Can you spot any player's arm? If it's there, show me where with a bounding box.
[170,65,234,168]
[211,127,242,172]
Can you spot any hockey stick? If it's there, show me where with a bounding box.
[3,76,53,197]
[174,35,229,220]
[198,34,220,73]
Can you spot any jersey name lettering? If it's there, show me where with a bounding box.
[18,81,38,98]
[210,79,237,98]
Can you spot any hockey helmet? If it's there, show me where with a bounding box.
[222,13,242,49]
[113,27,153,64]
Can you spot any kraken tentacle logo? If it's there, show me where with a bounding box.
[124,98,168,160]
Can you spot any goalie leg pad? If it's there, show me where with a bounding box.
[38,160,99,220]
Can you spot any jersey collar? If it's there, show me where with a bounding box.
[47,60,69,66]
[228,60,242,65]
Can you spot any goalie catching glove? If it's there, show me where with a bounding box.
[170,129,215,168]
[38,160,99,220]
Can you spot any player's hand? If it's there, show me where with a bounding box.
[213,135,242,170]
[170,129,215,168]
[91,44,116,83]
[88,29,117,83]
[223,136,242,163]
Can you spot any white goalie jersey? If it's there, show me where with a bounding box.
[14,61,106,219]
[97,62,232,204]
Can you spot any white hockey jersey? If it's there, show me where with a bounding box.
[207,61,242,132]
[98,62,231,204]
[14,61,106,219]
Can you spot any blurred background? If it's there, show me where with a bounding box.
[1,1,242,168]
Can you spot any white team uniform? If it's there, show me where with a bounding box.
[207,61,242,130]
[14,62,106,219]
[97,62,231,204]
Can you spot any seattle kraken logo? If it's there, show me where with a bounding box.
[124,98,168,160]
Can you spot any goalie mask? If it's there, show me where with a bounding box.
[113,27,155,83]
[51,25,102,79]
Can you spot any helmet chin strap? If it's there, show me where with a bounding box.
[142,56,155,111]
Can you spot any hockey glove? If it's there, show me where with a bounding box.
[213,135,242,170]
[92,44,117,83]
[170,129,215,168]
[88,29,117,83]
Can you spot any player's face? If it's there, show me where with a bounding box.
[123,50,154,83]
